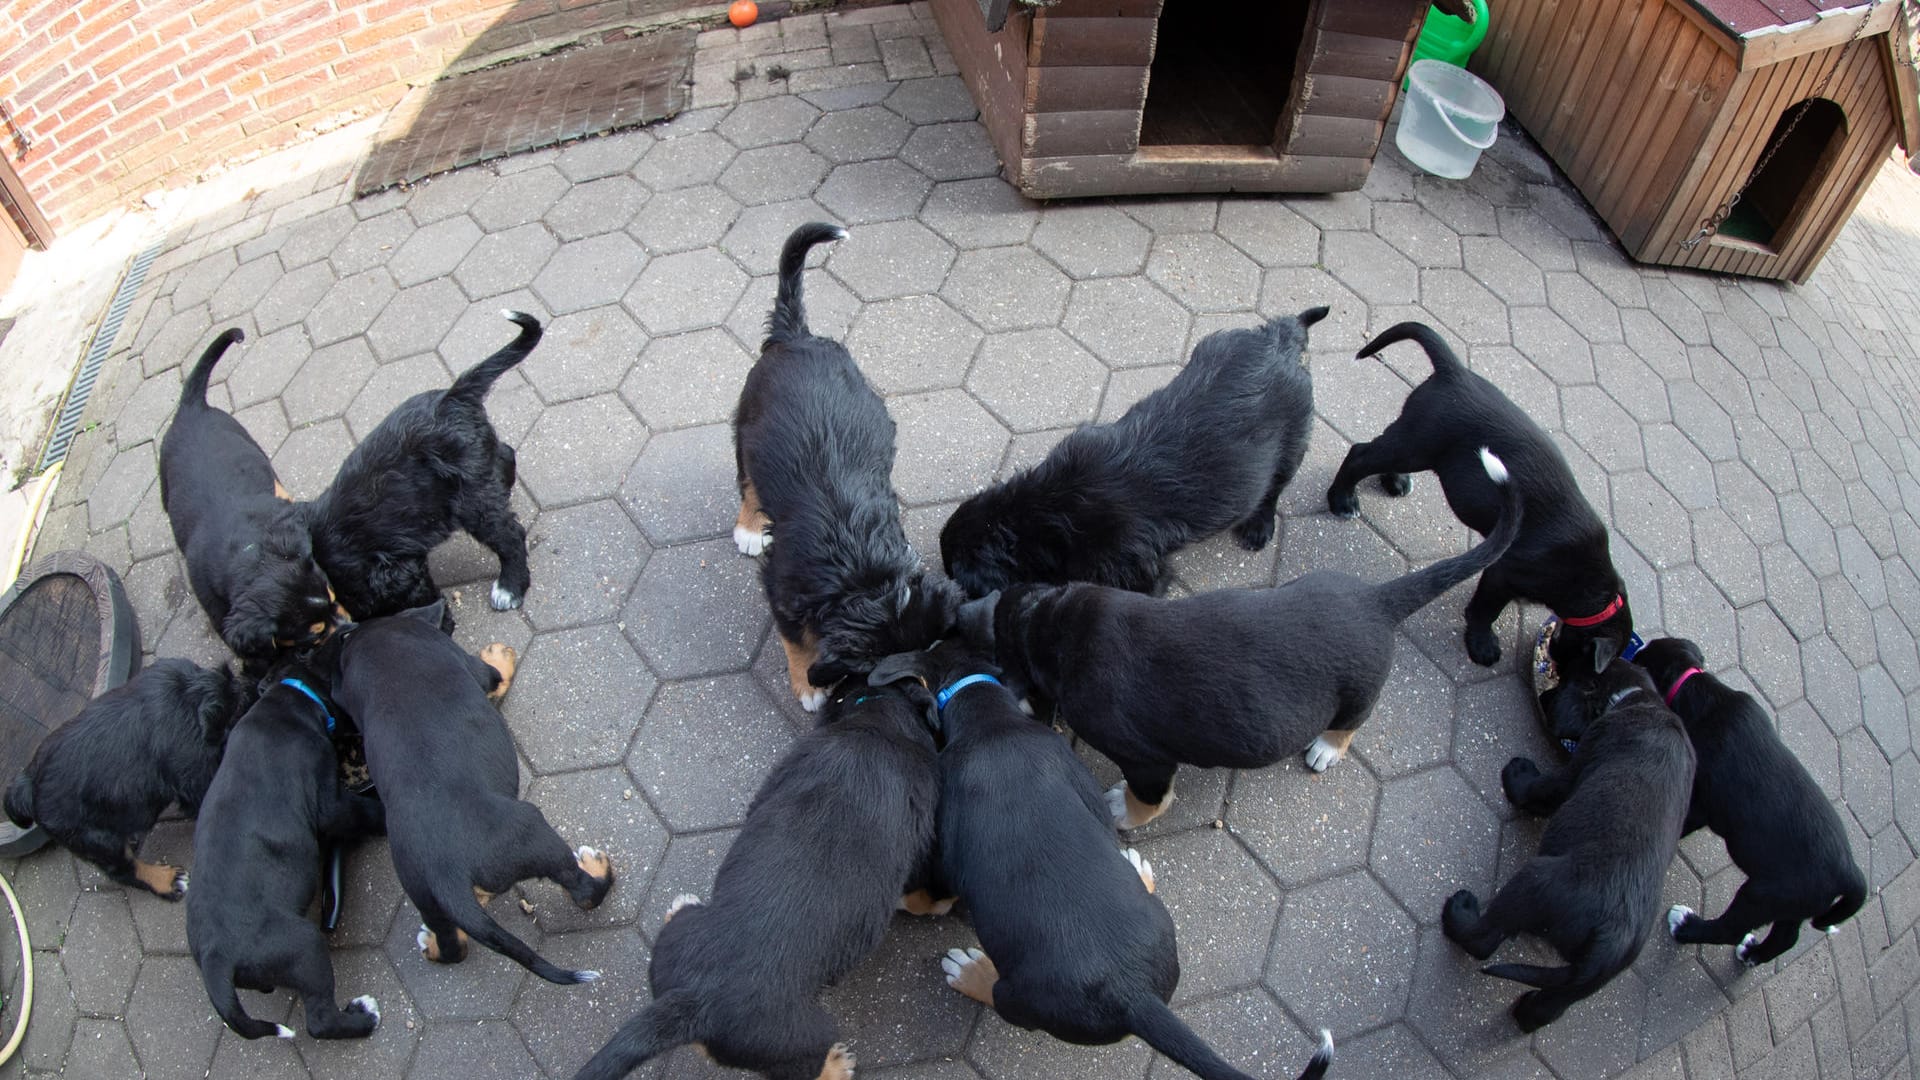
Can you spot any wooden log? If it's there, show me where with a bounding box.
[1025,108,1141,156]
[1029,16,1156,67]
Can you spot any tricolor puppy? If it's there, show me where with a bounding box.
[1443,660,1693,1031]
[307,310,543,623]
[1635,637,1866,964]
[958,449,1519,828]
[1326,322,1632,674]
[160,328,342,666]
[731,222,960,709]
[6,658,253,899]
[327,600,610,984]
[573,680,941,1080]
[940,307,1325,597]
[867,641,1334,1080]
[187,644,387,1039]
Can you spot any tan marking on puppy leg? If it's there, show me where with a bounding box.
[1124,848,1156,894]
[1308,728,1358,769]
[692,1043,710,1059]
[663,893,701,925]
[817,1043,855,1080]
[734,478,773,555]
[480,643,517,702]
[942,948,998,1006]
[133,860,183,897]
[274,479,293,501]
[473,887,494,906]
[898,889,956,916]
[576,846,612,882]
[781,629,827,711]
[420,927,470,961]
[1110,783,1174,829]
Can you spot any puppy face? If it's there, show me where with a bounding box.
[808,571,963,689]
[869,637,1005,732]
[1549,592,1635,677]
[1631,637,1707,701]
[940,495,1020,598]
[223,512,345,659]
[1538,659,1662,746]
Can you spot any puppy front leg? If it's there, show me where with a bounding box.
[320,786,387,841]
[1500,757,1572,816]
[734,477,773,556]
[1462,572,1514,667]
[779,628,828,712]
[1108,762,1177,830]
[940,947,999,1006]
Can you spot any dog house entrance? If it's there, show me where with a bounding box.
[1138,0,1309,148]
[1719,98,1846,249]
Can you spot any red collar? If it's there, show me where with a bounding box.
[1560,594,1624,628]
[1664,667,1703,707]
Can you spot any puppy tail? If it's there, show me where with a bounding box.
[201,954,291,1040]
[1127,996,1325,1080]
[3,772,33,828]
[765,222,848,348]
[573,988,699,1080]
[441,884,598,986]
[444,310,543,409]
[1813,870,1868,931]
[1355,320,1466,378]
[1370,446,1522,623]
[178,328,246,408]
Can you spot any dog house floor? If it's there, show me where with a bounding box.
[1139,1,1309,147]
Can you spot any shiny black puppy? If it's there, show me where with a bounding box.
[1326,322,1632,675]
[1635,637,1866,964]
[188,644,386,1039]
[160,328,341,665]
[1444,660,1693,1031]
[6,658,253,899]
[942,308,1325,597]
[867,641,1334,1080]
[307,310,541,623]
[574,681,941,1080]
[732,222,960,711]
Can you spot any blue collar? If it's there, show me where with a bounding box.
[280,678,336,733]
[935,673,1001,713]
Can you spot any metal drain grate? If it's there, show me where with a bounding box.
[35,243,159,473]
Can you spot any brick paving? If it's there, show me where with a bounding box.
[9,4,1920,1078]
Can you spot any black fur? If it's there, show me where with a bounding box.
[956,449,1520,823]
[5,659,252,899]
[307,311,541,624]
[327,600,610,985]
[1443,661,1694,1032]
[1326,322,1632,673]
[187,645,387,1039]
[574,683,941,1080]
[865,642,1333,1080]
[732,223,960,708]
[1634,637,1867,963]
[159,329,341,665]
[941,308,1325,597]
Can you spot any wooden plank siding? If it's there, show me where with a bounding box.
[1474,0,1901,281]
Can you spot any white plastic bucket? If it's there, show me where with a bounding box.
[1395,58,1505,180]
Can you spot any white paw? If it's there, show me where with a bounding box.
[1304,735,1341,773]
[1105,784,1128,825]
[1124,847,1155,892]
[1017,697,1035,716]
[1667,905,1694,939]
[940,946,987,985]
[489,580,522,610]
[1736,933,1760,965]
[350,995,380,1024]
[575,845,602,862]
[799,687,827,712]
[666,893,702,920]
[176,872,189,894]
[733,524,771,556]
[415,926,431,954]
[1826,924,1841,936]
[275,1024,295,1039]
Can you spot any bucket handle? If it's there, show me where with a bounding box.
[1429,89,1500,150]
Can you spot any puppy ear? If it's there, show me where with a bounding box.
[894,582,912,615]
[869,650,930,688]
[399,597,447,628]
[221,604,277,663]
[1590,635,1621,675]
[808,654,856,691]
[957,591,1000,653]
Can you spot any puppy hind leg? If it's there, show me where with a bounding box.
[1231,470,1287,552]
[1672,883,1780,951]
[506,801,614,910]
[1737,919,1802,966]
[1107,763,1177,830]
[734,477,773,557]
[458,485,531,610]
[1327,428,1431,517]
[780,628,828,712]
[1442,889,1504,959]
[1462,572,1514,667]
[286,928,378,1038]
[940,947,999,1006]
[416,901,470,964]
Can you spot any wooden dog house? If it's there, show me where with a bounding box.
[929,0,1438,198]
[1475,0,1920,283]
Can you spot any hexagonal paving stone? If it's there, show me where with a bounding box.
[619,422,736,546]
[1216,199,1320,267]
[630,185,745,254]
[87,446,158,532]
[967,328,1106,433]
[716,93,822,149]
[523,304,647,403]
[511,927,653,1076]
[627,673,795,831]
[389,213,482,287]
[921,177,1040,250]
[547,175,651,242]
[515,394,648,508]
[1267,869,1420,1037]
[366,277,468,362]
[805,104,913,163]
[280,336,375,426]
[345,352,452,439]
[888,388,1012,505]
[623,327,754,431]
[884,75,977,123]
[1141,232,1261,314]
[1323,230,1419,307]
[1372,765,1501,918]
[207,253,281,322]
[1352,640,1455,780]
[305,267,397,346]
[454,222,559,299]
[719,143,832,205]
[1031,203,1152,280]
[522,500,646,631]
[632,130,739,192]
[623,538,768,678]
[829,219,956,301]
[1862,663,1910,760]
[502,626,657,773]
[1804,633,1863,735]
[899,121,999,181]
[719,199,839,275]
[817,159,933,224]
[533,233,649,316]
[63,891,142,1014]
[222,322,315,411]
[411,1018,539,1078]
[252,259,336,334]
[1061,277,1193,370]
[627,248,750,335]
[1231,759,1379,887]
[1611,470,1693,570]
[466,166,570,233]
[1509,306,1593,384]
[847,294,982,395]
[124,954,224,1080]
[944,246,1071,332]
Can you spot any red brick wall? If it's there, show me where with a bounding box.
[0,0,715,232]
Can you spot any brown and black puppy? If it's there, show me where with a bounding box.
[1326,322,1632,676]
[1634,637,1866,964]
[959,449,1519,827]
[866,641,1334,1080]
[573,680,941,1080]
[159,328,343,667]
[732,222,960,710]
[6,658,254,899]
[328,600,610,985]
[187,644,386,1039]
[1443,660,1694,1031]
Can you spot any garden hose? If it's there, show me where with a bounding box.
[0,870,31,1065]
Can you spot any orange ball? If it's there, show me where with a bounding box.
[728,0,758,27]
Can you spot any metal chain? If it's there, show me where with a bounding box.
[1679,0,1886,250]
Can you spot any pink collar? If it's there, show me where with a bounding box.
[1664,667,1703,707]
[1561,594,1624,628]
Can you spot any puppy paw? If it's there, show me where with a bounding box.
[941,947,998,1005]
[1667,905,1696,940]
[1736,933,1760,966]
[1304,735,1343,773]
[349,995,380,1025]
[174,871,189,899]
[732,523,772,557]
[1327,488,1361,518]
[575,845,612,881]
[797,686,828,713]
[488,580,523,610]
[664,893,702,924]
[1442,889,1483,946]
[1380,472,1413,497]
[1105,783,1172,829]
[1123,848,1156,894]
[1231,515,1275,552]
[1500,757,1540,803]
[820,1042,856,1080]
[1465,626,1502,667]
[275,1024,296,1039]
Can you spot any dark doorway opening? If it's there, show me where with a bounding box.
[1720,98,1846,248]
[1138,0,1310,148]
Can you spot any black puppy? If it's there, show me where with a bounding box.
[307,310,542,622]
[1326,322,1632,674]
[573,681,941,1080]
[187,648,387,1039]
[160,328,342,665]
[941,308,1325,597]
[868,641,1334,1080]
[6,658,253,899]
[733,222,960,710]
[961,448,1519,828]
[1633,637,1866,964]
[1443,660,1694,1031]
[328,600,610,984]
